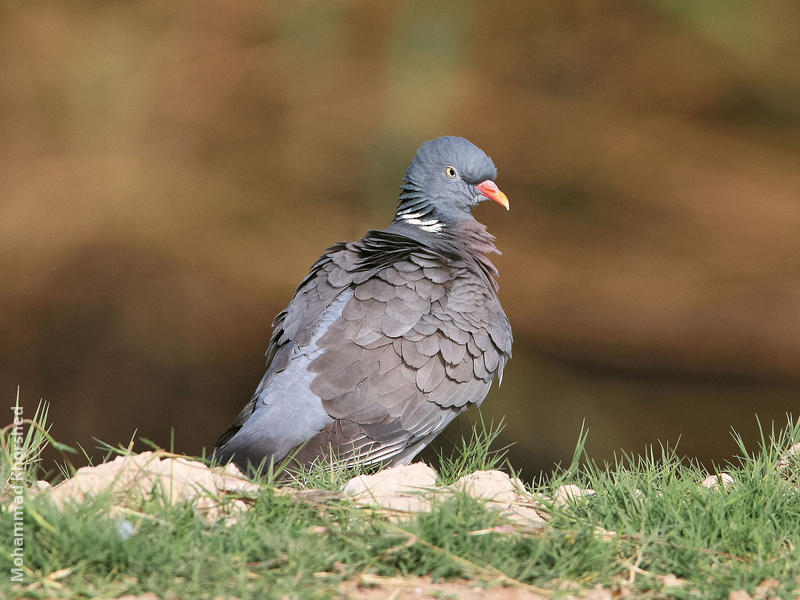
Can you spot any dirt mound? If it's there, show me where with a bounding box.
[344,465,549,526]
[41,451,258,521]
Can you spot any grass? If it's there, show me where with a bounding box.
[1,406,800,599]
[434,414,511,485]
[1,390,75,491]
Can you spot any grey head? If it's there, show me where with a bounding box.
[394,136,509,234]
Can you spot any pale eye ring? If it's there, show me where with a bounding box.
[445,166,458,178]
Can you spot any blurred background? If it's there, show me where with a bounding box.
[2,0,800,477]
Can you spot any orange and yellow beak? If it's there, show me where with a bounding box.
[476,180,510,210]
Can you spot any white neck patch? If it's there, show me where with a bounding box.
[398,211,445,233]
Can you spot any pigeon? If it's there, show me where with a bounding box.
[214,136,512,472]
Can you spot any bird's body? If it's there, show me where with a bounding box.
[215,137,512,472]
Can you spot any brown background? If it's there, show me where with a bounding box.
[2,1,799,476]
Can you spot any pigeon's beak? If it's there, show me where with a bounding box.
[476,180,510,210]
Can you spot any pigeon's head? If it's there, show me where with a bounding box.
[395,136,509,232]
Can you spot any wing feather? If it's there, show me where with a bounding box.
[217,226,512,471]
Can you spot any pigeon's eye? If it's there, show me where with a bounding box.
[445,166,458,179]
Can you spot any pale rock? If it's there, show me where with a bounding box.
[657,573,685,588]
[507,503,549,527]
[452,470,547,526]
[700,473,735,489]
[45,451,258,519]
[33,480,51,491]
[777,441,800,471]
[753,577,781,600]
[583,584,613,600]
[554,484,595,506]
[452,470,522,506]
[343,463,437,513]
